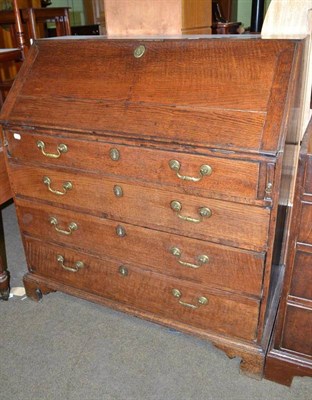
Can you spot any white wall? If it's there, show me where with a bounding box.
[50,0,85,26]
[236,0,272,28]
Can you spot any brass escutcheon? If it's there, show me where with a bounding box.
[110,148,120,161]
[134,45,145,58]
[113,185,123,197]
[118,266,128,277]
[116,225,126,237]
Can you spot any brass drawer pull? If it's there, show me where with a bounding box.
[171,288,208,309]
[37,140,68,159]
[43,176,73,196]
[170,200,212,223]
[57,255,84,272]
[49,217,78,235]
[170,247,209,269]
[169,160,212,182]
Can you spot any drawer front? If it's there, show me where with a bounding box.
[290,248,312,300]
[10,163,270,251]
[281,304,312,356]
[25,237,260,341]
[17,199,265,297]
[5,130,262,203]
[298,202,312,245]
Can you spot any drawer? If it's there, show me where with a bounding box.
[5,130,264,203]
[25,237,260,341]
[17,199,265,297]
[290,247,312,300]
[281,304,312,356]
[10,163,270,251]
[298,202,312,245]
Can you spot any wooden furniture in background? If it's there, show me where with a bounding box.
[104,0,212,36]
[21,7,71,39]
[0,35,305,377]
[0,0,26,300]
[264,121,312,385]
[211,0,241,34]
[261,2,312,384]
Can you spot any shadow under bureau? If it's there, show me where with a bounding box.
[0,36,306,378]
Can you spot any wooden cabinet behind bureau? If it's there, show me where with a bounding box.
[0,36,306,379]
[265,120,312,386]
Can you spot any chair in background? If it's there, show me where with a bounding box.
[0,0,27,106]
[21,7,71,40]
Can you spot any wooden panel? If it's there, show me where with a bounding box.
[25,236,260,341]
[18,40,278,109]
[298,202,312,244]
[290,248,312,300]
[7,96,266,153]
[5,130,263,203]
[9,163,271,251]
[304,154,312,194]
[1,38,299,153]
[282,305,312,356]
[16,198,266,297]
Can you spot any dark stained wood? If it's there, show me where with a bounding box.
[281,304,312,356]
[298,202,312,243]
[290,248,312,299]
[265,119,312,385]
[0,36,306,378]
[265,349,312,386]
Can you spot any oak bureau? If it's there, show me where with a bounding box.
[0,36,306,378]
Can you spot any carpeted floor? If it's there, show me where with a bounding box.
[1,202,311,400]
